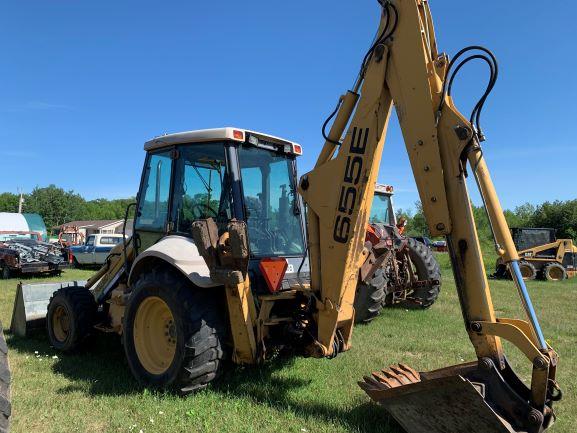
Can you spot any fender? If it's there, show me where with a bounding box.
[128,235,219,288]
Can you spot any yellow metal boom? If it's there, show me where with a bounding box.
[299,0,560,431]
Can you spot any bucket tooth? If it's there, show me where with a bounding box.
[397,363,421,382]
[389,364,419,384]
[363,375,386,389]
[371,371,398,388]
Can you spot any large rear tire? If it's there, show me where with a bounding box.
[123,269,228,395]
[401,238,441,309]
[47,286,97,352]
[354,268,387,323]
[0,322,10,433]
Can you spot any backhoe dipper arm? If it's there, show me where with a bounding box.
[299,0,559,431]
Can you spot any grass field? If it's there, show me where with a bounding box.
[1,259,575,433]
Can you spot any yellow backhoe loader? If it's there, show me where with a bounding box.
[19,1,560,432]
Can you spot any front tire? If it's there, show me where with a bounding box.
[123,269,227,395]
[47,286,97,352]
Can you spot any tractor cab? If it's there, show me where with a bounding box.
[369,184,396,226]
[134,127,308,293]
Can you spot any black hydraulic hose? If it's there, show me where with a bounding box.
[361,3,392,72]
[321,99,343,146]
[322,1,398,145]
[446,54,496,131]
[438,45,498,138]
[360,1,398,76]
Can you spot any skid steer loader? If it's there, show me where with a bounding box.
[21,1,560,432]
[494,227,576,281]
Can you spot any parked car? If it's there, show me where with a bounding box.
[0,233,69,279]
[411,236,433,249]
[432,239,448,252]
[69,234,125,266]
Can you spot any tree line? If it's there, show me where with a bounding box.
[400,199,577,241]
[0,185,135,230]
[1,184,575,241]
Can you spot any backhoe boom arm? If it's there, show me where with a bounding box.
[298,1,559,431]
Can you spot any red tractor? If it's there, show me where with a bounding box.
[354,184,441,322]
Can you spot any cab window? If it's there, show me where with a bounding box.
[135,151,173,231]
[171,143,231,234]
[237,145,304,257]
[370,194,394,225]
[100,237,121,245]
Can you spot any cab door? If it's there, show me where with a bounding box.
[134,150,174,251]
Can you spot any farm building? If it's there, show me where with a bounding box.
[56,219,133,238]
[0,213,48,241]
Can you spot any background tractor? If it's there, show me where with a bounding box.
[495,227,576,281]
[354,184,441,322]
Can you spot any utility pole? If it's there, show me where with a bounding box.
[17,188,25,213]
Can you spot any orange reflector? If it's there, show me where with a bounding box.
[292,144,303,155]
[259,258,288,293]
[233,129,244,140]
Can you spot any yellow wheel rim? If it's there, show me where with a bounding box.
[52,305,70,343]
[133,296,177,375]
[520,265,534,280]
[548,266,564,281]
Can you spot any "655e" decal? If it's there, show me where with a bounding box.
[333,127,369,244]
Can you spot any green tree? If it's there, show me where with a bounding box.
[504,203,535,228]
[80,198,135,220]
[0,193,19,213]
[25,185,86,229]
[531,200,577,239]
[406,201,429,237]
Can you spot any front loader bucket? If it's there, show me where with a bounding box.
[10,281,87,337]
[360,360,554,433]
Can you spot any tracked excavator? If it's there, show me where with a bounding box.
[36,1,560,432]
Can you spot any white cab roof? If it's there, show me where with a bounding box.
[144,127,302,153]
[375,183,394,195]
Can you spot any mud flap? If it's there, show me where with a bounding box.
[10,281,87,337]
[360,360,554,433]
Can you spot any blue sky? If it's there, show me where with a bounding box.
[1,0,575,212]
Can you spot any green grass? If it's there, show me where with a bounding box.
[1,264,575,433]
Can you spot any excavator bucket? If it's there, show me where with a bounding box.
[360,361,554,433]
[10,281,87,337]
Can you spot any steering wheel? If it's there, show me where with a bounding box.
[191,203,218,220]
